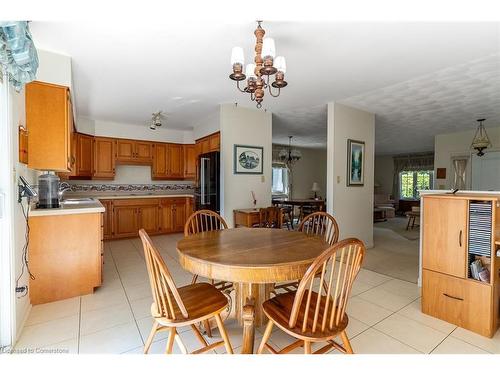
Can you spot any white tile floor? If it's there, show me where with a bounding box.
[13,233,500,354]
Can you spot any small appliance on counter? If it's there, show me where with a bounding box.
[36,172,72,208]
[195,151,220,213]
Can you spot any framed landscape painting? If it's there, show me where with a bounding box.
[234,144,264,174]
[347,139,365,186]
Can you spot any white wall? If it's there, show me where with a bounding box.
[192,110,220,141]
[327,102,375,248]
[434,125,500,189]
[220,104,272,227]
[36,49,72,88]
[374,155,394,195]
[76,117,194,144]
[272,145,327,199]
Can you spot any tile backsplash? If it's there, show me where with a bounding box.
[69,183,195,193]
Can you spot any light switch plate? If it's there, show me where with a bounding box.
[337,176,341,183]
[261,175,265,183]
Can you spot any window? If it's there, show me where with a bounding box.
[272,164,289,196]
[399,170,433,199]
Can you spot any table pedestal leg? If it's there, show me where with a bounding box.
[241,297,255,354]
[234,282,273,327]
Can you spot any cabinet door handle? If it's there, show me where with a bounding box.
[459,230,462,247]
[443,293,463,301]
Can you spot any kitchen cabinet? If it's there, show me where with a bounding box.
[112,199,161,238]
[101,197,193,239]
[152,143,168,179]
[18,127,28,164]
[160,198,187,233]
[113,206,138,238]
[209,132,220,151]
[199,137,210,154]
[116,139,152,164]
[93,137,116,179]
[26,81,74,172]
[28,212,102,304]
[76,133,94,177]
[168,144,184,178]
[183,144,197,180]
[101,200,114,240]
[152,143,184,180]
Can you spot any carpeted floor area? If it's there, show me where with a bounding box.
[374,217,420,240]
[364,218,420,283]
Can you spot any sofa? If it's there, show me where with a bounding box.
[374,193,396,218]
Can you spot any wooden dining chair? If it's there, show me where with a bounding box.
[139,229,234,354]
[257,238,365,354]
[258,206,283,228]
[275,212,339,294]
[184,209,232,337]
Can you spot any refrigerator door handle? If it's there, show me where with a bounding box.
[200,158,207,205]
[206,158,211,205]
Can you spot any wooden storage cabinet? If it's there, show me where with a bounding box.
[93,137,116,179]
[152,143,168,179]
[183,144,197,179]
[76,133,94,177]
[116,139,152,164]
[195,132,220,155]
[422,197,468,278]
[422,269,493,337]
[152,143,184,180]
[421,194,500,337]
[18,127,28,164]
[101,197,193,239]
[26,81,74,172]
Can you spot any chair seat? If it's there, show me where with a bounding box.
[152,282,228,327]
[262,291,348,341]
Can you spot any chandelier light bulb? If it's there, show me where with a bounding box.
[230,46,245,66]
[245,63,256,79]
[262,38,276,59]
[274,56,286,73]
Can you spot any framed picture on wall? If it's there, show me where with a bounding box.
[347,139,365,186]
[234,144,263,174]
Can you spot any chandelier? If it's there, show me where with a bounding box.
[229,21,287,109]
[279,136,301,166]
[471,118,491,156]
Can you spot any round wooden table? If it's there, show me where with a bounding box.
[176,227,330,327]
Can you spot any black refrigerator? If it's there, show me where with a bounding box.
[194,151,220,213]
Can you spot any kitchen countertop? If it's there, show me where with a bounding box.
[29,199,105,217]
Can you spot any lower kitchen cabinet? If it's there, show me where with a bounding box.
[102,197,193,239]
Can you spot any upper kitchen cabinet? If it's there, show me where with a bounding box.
[195,132,220,155]
[209,132,220,151]
[60,132,93,179]
[183,144,197,180]
[93,137,116,179]
[26,81,74,171]
[116,139,152,164]
[151,143,184,180]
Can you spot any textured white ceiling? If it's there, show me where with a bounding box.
[28,21,500,152]
[341,53,500,155]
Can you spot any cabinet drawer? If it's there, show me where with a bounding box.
[422,269,493,337]
[113,198,160,207]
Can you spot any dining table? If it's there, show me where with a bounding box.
[176,227,330,353]
[272,198,326,227]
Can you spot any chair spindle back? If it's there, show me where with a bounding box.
[289,238,365,333]
[298,212,339,245]
[139,229,188,320]
[184,210,228,237]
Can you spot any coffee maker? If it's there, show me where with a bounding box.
[37,172,61,208]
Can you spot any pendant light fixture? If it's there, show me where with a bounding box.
[229,21,288,109]
[278,136,301,166]
[471,118,491,156]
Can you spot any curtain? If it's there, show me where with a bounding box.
[392,152,434,202]
[0,21,38,92]
[452,158,468,190]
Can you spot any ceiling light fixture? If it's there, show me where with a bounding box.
[150,111,164,130]
[278,136,301,166]
[229,21,287,109]
[471,118,491,156]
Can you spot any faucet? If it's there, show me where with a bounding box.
[58,182,72,201]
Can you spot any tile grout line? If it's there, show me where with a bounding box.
[110,239,146,347]
[428,327,457,354]
[77,297,82,354]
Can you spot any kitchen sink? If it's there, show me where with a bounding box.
[61,198,95,204]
